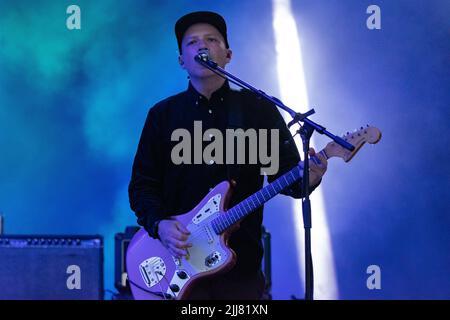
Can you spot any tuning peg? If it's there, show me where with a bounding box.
[360,126,364,130]
[366,124,369,127]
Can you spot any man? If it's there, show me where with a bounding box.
[128,11,327,299]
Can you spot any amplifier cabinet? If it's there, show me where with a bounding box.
[0,235,103,300]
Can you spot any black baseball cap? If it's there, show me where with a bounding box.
[175,11,229,53]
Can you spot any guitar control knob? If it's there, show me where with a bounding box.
[177,271,188,279]
[170,284,180,292]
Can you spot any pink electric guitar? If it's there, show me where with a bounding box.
[126,125,382,300]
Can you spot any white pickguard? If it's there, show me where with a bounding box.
[191,194,221,224]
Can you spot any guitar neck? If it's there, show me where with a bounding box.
[211,163,304,235]
[210,125,382,234]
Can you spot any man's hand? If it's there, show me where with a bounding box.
[157,219,192,258]
[308,147,328,187]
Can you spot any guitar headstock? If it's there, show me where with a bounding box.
[324,125,382,162]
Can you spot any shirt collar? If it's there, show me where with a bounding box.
[186,80,230,106]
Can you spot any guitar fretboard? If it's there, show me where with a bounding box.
[211,164,304,235]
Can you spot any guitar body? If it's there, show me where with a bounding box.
[126,181,237,300]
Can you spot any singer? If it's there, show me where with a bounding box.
[128,11,328,300]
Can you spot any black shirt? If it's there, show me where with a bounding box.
[128,80,306,276]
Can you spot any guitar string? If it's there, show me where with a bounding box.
[176,186,282,241]
[164,164,306,244]
[179,169,303,240]
[182,199,266,240]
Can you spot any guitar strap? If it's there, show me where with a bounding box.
[226,89,244,183]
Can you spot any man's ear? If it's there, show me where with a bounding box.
[178,56,185,68]
[225,49,233,62]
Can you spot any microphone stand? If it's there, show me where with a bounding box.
[195,55,354,300]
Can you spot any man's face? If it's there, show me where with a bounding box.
[179,23,232,79]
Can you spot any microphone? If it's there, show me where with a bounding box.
[195,48,210,63]
[195,48,218,68]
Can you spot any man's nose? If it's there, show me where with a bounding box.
[195,38,209,49]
